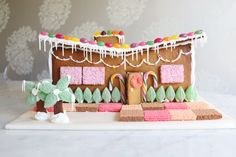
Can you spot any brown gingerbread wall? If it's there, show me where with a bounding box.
[52,44,192,92]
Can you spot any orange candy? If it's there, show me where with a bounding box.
[64,36,72,40]
[113,43,121,48]
[163,37,171,41]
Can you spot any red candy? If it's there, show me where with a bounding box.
[101,31,106,35]
[130,74,143,89]
[80,38,88,43]
[55,33,64,39]
[119,31,124,35]
[105,42,113,48]
[179,33,187,38]
[154,38,163,43]
[130,43,138,48]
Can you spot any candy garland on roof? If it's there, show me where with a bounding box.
[94,30,125,44]
[40,30,206,69]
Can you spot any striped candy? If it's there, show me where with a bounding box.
[142,71,158,102]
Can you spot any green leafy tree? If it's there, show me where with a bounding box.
[93,88,102,103]
[146,86,156,102]
[156,86,165,102]
[84,87,93,103]
[111,87,121,103]
[102,87,111,103]
[185,85,198,102]
[74,87,84,103]
[175,86,186,102]
[166,86,175,102]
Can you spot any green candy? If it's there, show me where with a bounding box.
[56,76,70,91]
[185,85,198,102]
[146,86,156,102]
[107,30,112,35]
[75,87,84,103]
[146,41,154,45]
[102,87,111,103]
[93,88,102,103]
[166,86,175,102]
[48,33,55,38]
[175,86,186,102]
[39,81,55,94]
[26,93,37,106]
[59,88,75,103]
[195,30,203,35]
[111,87,121,103]
[156,86,165,103]
[84,88,93,103]
[38,91,47,101]
[97,41,105,46]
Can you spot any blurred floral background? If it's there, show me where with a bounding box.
[0,0,235,94]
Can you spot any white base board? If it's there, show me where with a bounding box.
[5,111,236,130]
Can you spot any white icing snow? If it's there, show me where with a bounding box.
[0,0,10,33]
[69,21,104,40]
[5,26,37,75]
[34,112,50,121]
[107,0,147,27]
[39,0,71,31]
[51,112,70,123]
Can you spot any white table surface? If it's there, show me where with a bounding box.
[0,81,236,157]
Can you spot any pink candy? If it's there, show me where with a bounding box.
[139,41,146,46]
[179,33,187,38]
[187,32,194,36]
[130,43,138,48]
[164,102,189,110]
[144,110,171,121]
[55,34,64,39]
[80,38,88,43]
[40,31,48,36]
[88,40,96,45]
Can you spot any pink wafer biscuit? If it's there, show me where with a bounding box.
[164,102,189,110]
[144,110,171,121]
[169,109,197,121]
[63,103,76,112]
[99,103,122,112]
[121,104,143,111]
[185,102,210,110]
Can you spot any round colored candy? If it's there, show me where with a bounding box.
[195,30,203,35]
[130,74,143,89]
[105,42,113,48]
[101,31,106,35]
[130,43,138,48]
[122,44,130,49]
[107,30,112,35]
[88,40,96,45]
[97,41,105,46]
[179,33,187,38]
[146,41,154,45]
[163,37,171,41]
[40,32,48,36]
[48,33,55,38]
[94,31,100,36]
[154,38,163,43]
[139,41,146,46]
[119,31,124,35]
[187,32,194,36]
[80,38,88,43]
[113,43,121,48]
[71,37,79,42]
[64,36,72,40]
[171,35,179,40]
[55,34,64,39]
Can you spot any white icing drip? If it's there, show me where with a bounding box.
[51,111,70,123]
[34,112,50,121]
[94,34,125,44]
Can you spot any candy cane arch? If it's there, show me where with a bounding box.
[142,71,158,102]
[109,73,126,103]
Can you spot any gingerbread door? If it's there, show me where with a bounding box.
[127,72,143,105]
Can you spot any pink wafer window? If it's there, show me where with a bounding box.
[160,64,184,83]
[60,67,82,85]
[83,67,105,85]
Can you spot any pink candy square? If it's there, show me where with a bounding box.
[160,64,184,83]
[98,103,122,112]
[60,67,82,85]
[144,110,171,121]
[83,67,105,85]
[164,102,189,110]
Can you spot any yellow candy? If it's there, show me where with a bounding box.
[71,37,80,42]
[171,35,179,40]
[113,43,121,48]
[122,44,130,49]
[94,31,100,36]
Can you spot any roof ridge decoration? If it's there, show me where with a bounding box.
[39,30,207,69]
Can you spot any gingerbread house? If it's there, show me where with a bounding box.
[38,30,206,114]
